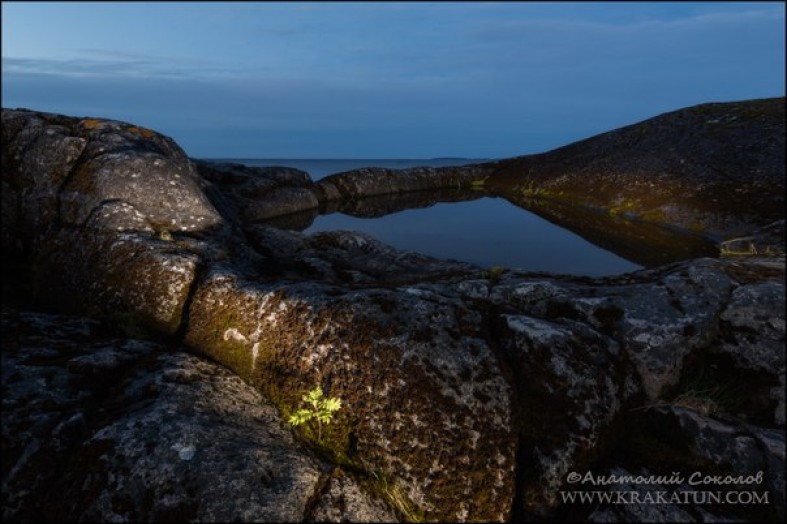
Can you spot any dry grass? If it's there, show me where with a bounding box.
[371,473,423,522]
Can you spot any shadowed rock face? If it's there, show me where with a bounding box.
[2,105,785,522]
[1,308,395,523]
[315,164,493,202]
[485,97,785,239]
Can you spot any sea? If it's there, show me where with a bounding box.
[204,158,643,276]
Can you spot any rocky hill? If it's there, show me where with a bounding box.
[1,105,785,522]
[485,97,785,239]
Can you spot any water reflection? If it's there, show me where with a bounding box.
[263,189,718,276]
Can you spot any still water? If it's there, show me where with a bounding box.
[214,159,713,276]
[304,196,642,276]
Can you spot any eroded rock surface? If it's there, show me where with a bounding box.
[1,308,393,523]
[2,106,784,522]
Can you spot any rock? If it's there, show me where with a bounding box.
[0,110,220,334]
[584,467,697,523]
[713,280,787,426]
[643,407,785,521]
[184,272,518,522]
[2,116,86,239]
[307,468,398,522]
[582,466,739,523]
[34,225,199,335]
[491,258,735,401]
[320,186,485,220]
[316,164,492,201]
[487,97,785,238]
[715,279,786,425]
[721,220,786,256]
[242,186,319,221]
[0,308,394,522]
[194,160,318,222]
[245,224,477,283]
[196,161,313,188]
[716,281,785,371]
[497,314,639,509]
[2,106,784,523]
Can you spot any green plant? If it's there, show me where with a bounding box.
[157,229,174,242]
[288,386,342,442]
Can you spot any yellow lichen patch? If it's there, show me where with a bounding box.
[128,125,156,139]
[80,118,103,129]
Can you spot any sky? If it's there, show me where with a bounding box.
[2,1,785,159]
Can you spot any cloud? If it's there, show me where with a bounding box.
[2,3,783,158]
[2,52,243,80]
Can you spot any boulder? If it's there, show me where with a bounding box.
[194,160,319,222]
[569,419,784,523]
[316,164,492,201]
[184,272,518,522]
[490,259,735,401]
[497,314,639,509]
[715,279,786,425]
[1,308,394,522]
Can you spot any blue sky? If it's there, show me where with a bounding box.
[2,2,784,158]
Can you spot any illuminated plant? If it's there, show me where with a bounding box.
[287,386,342,442]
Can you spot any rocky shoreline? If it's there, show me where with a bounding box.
[2,101,784,522]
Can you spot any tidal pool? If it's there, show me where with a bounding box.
[302,196,643,276]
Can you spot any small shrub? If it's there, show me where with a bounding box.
[288,386,342,442]
[157,230,174,242]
